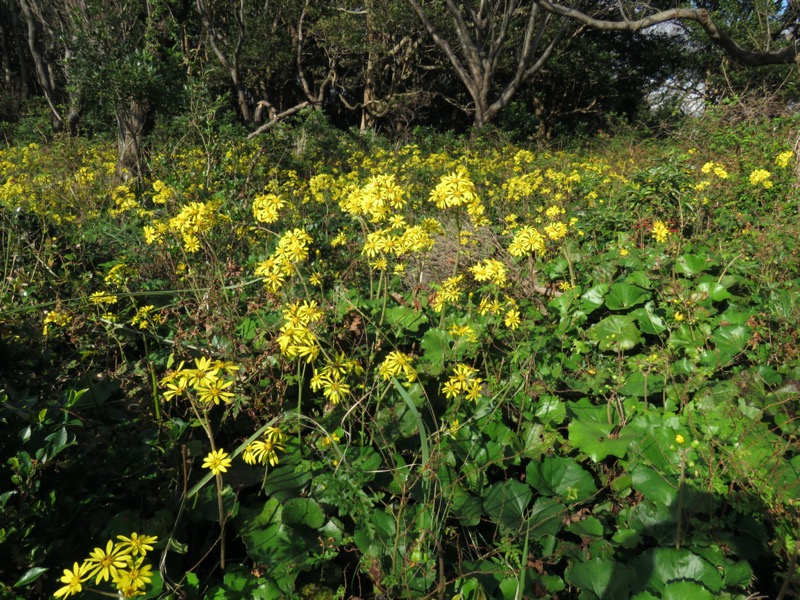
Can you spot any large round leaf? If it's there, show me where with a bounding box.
[633,548,723,593]
[526,456,598,502]
[483,479,531,532]
[567,558,633,599]
[605,283,650,310]
[587,315,642,352]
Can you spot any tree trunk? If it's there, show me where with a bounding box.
[115,98,148,181]
[18,0,64,130]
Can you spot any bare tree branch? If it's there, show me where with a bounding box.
[535,0,800,66]
[246,101,310,139]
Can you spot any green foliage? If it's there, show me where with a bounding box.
[1,117,800,600]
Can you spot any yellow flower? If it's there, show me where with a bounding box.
[84,540,133,584]
[674,311,685,322]
[252,193,286,223]
[675,434,685,445]
[202,449,232,475]
[442,379,461,399]
[379,351,416,383]
[243,430,286,466]
[775,150,794,168]
[749,169,773,189]
[196,376,235,404]
[54,562,91,598]
[651,220,670,244]
[115,533,157,557]
[114,555,153,592]
[188,356,219,389]
[90,291,118,305]
[504,308,521,330]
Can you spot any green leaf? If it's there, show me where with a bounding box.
[723,560,753,587]
[262,464,312,501]
[237,317,257,341]
[525,497,564,538]
[605,283,650,310]
[632,301,667,335]
[633,548,723,593]
[483,479,531,532]
[569,420,633,461]
[662,581,714,600]
[675,254,716,276]
[618,371,664,397]
[282,497,325,529]
[587,315,642,352]
[535,395,566,425]
[580,284,609,314]
[384,306,427,333]
[695,281,731,302]
[567,558,633,599]
[451,486,483,526]
[631,465,678,506]
[420,328,450,375]
[526,457,597,502]
[566,516,604,538]
[711,325,750,363]
[14,567,48,587]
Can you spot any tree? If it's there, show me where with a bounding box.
[404,0,799,129]
[534,0,799,66]
[404,0,571,128]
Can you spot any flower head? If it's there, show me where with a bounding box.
[202,449,232,475]
[115,533,157,557]
[84,539,133,584]
[54,562,91,598]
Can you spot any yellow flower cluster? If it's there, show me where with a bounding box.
[448,323,478,343]
[431,274,465,312]
[652,220,670,243]
[361,224,435,260]
[379,350,417,384]
[700,161,729,179]
[253,192,286,224]
[243,427,287,466]
[429,169,489,227]
[543,221,568,241]
[109,184,140,216]
[255,228,313,292]
[508,225,546,257]
[307,173,336,204]
[160,356,240,405]
[130,305,163,330]
[504,171,544,202]
[310,352,363,405]
[0,141,116,225]
[42,309,72,336]
[105,263,136,287]
[276,300,324,362]
[775,150,794,168]
[341,173,406,223]
[442,363,483,402]
[54,533,157,599]
[749,169,773,189]
[90,291,118,305]
[150,180,175,205]
[469,258,507,287]
[143,199,227,253]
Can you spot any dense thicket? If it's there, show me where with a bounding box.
[1,0,798,157]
